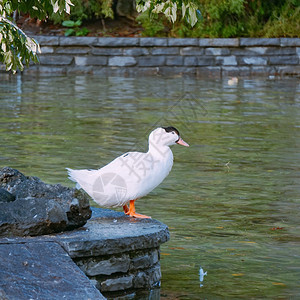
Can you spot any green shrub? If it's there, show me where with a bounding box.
[136,12,166,37]
[136,0,300,38]
[50,0,114,24]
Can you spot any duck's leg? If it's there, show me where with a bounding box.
[125,199,151,219]
[123,204,129,214]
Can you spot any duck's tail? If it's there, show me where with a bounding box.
[66,168,82,190]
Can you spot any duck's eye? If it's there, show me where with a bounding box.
[172,132,175,134]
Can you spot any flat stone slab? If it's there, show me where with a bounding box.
[0,242,104,300]
[0,207,170,258]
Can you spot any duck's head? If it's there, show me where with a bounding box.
[149,126,189,147]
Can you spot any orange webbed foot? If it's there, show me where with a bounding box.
[124,199,151,219]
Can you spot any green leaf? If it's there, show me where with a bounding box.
[74,19,82,27]
[64,28,75,36]
[62,20,75,27]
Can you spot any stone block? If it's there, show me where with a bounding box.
[240,57,268,65]
[240,38,280,46]
[276,65,300,75]
[250,66,276,75]
[205,47,230,55]
[184,56,198,66]
[264,47,296,55]
[244,47,268,55]
[39,55,73,65]
[100,275,134,292]
[269,56,299,65]
[67,66,94,74]
[75,56,107,66]
[199,38,239,47]
[168,38,199,46]
[92,48,123,56]
[33,36,59,46]
[180,47,204,56]
[40,46,54,54]
[222,66,251,76]
[0,242,104,299]
[197,57,216,66]
[133,263,161,289]
[56,47,91,54]
[60,36,98,46]
[166,56,184,66]
[158,67,196,76]
[130,249,159,270]
[96,37,139,47]
[216,56,237,66]
[140,38,168,46]
[123,48,149,56]
[197,67,221,78]
[108,56,136,67]
[151,47,179,55]
[79,254,130,276]
[280,38,300,46]
[33,66,66,74]
[51,207,170,258]
[138,56,165,66]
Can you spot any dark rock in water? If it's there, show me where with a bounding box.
[0,188,16,202]
[0,167,92,237]
[0,242,105,300]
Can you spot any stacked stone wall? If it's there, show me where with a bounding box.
[18,36,300,77]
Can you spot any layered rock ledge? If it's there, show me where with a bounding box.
[0,168,170,299]
[6,36,299,77]
[0,208,169,299]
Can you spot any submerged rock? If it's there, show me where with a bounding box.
[0,167,92,237]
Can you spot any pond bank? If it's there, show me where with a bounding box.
[0,207,169,299]
[14,36,300,77]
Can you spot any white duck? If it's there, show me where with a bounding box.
[67,127,189,218]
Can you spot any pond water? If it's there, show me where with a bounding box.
[0,74,299,299]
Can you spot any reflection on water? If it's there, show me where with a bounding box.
[0,74,300,299]
[199,267,207,287]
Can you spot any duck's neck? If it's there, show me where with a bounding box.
[148,141,172,160]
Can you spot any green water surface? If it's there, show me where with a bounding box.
[0,74,299,299]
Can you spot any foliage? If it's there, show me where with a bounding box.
[136,0,300,38]
[136,12,166,37]
[50,0,114,24]
[136,0,201,27]
[259,0,300,37]
[62,19,89,36]
[0,0,72,73]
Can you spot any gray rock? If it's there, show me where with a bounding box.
[53,207,170,258]
[100,275,134,292]
[180,47,204,56]
[39,55,73,65]
[168,38,199,46]
[108,56,137,67]
[96,37,139,47]
[0,188,15,202]
[138,56,165,67]
[60,36,98,46]
[269,56,299,65]
[0,167,91,237]
[240,38,280,46]
[140,38,168,47]
[79,254,131,276]
[151,47,179,55]
[0,242,104,299]
[199,38,239,47]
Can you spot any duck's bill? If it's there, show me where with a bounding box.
[176,137,189,147]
